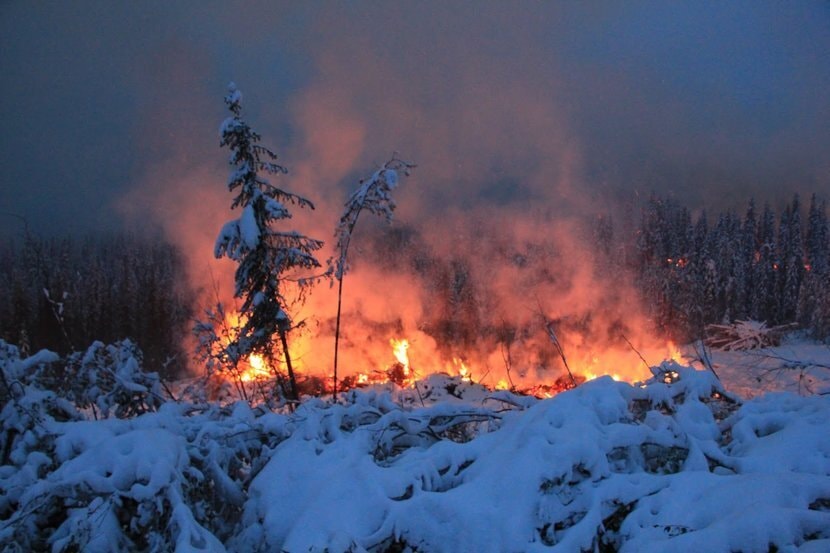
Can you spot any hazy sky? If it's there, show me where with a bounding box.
[1,1,828,238]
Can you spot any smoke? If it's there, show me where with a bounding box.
[253,3,663,384]
[108,3,828,385]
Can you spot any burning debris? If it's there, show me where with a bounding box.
[186,86,760,407]
[201,327,691,405]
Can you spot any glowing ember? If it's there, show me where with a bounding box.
[241,353,271,382]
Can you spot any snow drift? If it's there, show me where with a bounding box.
[1,341,829,552]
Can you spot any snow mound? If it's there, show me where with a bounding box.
[233,367,830,552]
[2,347,829,552]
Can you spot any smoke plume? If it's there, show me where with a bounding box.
[113,3,827,385]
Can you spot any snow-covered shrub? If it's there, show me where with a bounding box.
[193,303,269,405]
[2,422,221,551]
[0,398,290,552]
[59,339,165,418]
[0,342,81,548]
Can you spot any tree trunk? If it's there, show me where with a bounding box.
[278,327,298,402]
[332,275,345,402]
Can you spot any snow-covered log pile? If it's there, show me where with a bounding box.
[1,341,829,552]
[704,319,797,351]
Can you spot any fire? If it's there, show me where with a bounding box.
[376,335,682,394]
[667,341,683,364]
[213,311,686,401]
[241,353,271,382]
[390,338,411,375]
[581,370,621,382]
[451,358,472,382]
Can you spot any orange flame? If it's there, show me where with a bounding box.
[667,341,683,364]
[390,338,411,375]
[450,357,472,382]
[214,312,684,400]
[241,353,271,382]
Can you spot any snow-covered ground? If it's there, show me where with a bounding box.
[692,340,830,398]
[1,342,829,552]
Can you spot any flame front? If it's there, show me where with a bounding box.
[213,311,684,400]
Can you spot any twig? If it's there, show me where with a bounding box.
[0,211,30,238]
[500,340,516,391]
[692,339,721,382]
[43,288,73,351]
[159,357,181,402]
[408,362,426,408]
[536,301,577,388]
[482,395,529,411]
[621,333,651,371]
[744,348,830,371]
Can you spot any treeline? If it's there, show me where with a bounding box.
[0,232,195,375]
[630,193,830,341]
[2,193,828,376]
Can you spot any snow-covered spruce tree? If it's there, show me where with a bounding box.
[777,194,804,324]
[212,83,324,403]
[739,199,758,319]
[330,157,414,399]
[800,193,830,336]
[752,202,778,322]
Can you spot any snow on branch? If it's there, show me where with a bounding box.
[331,156,415,280]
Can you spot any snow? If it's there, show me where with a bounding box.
[213,204,260,261]
[2,343,829,551]
[263,196,289,220]
[681,340,830,397]
[219,116,241,138]
[234,369,830,551]
[249,369,825,553]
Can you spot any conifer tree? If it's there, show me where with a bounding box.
[752,203,777,322]
[740,199,758,319]
[806,193,829,275]
[778,195,804,323]
[213,83,324,402]
[800,194,830,334]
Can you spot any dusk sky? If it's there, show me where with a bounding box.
[1,1,828,238]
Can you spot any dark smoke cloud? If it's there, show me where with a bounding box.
[2,2,827,237]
